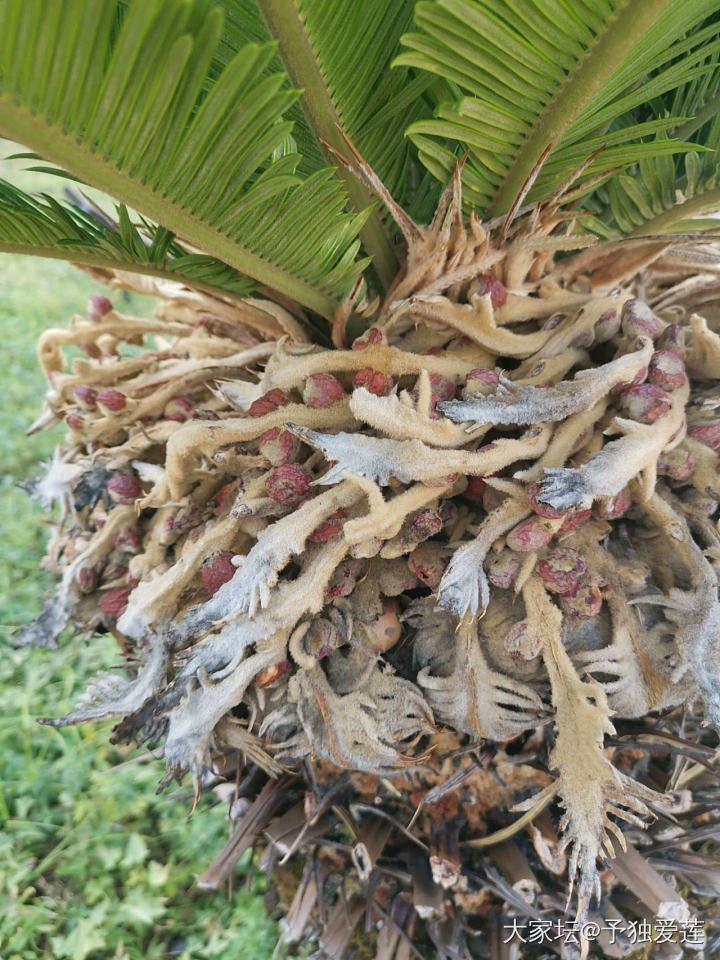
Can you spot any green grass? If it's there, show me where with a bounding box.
[0,250,277,959]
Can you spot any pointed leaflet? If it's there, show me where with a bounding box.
[396,0,720,217]
[0,0,369,316]
[259,0,434,285]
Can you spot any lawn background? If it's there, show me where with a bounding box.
[0,146,277,959]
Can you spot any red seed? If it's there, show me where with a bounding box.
[688,421,720,451]
[265,463,313,504]
[560,580,602,620]
[558,509,592,535]
[303,373,345,408]
[506,515,555,552]
[527,481,566,520]
[164,395,194,422]
[593,487,632,520]
[65,412,85,431]
[325,559,365,600]
[76,566,98,593]
[248,388,291,418]
[111,524,143,552]
[212,480,241,513]
[657,446,695,482]
[485,551,522,590]
[504,621,543,661]
[97,388,127,412]
[464,368,500,398]
[407,509,443,543]
[618,383,670,423]
[352,328,383,350]
[309,509,347,542]
[648,350,686,391]
[408,542,447,590]
[73,384,98,409]
[258,427,297,466]
[87,294,113,322]
[352,368,393,396]
[621,299,660,339]
[477,273,507,308]
[201,551,236,594]
[594,309,620,343]
[465,475,487,499]
[107,475,142,503]
[428,373,455,401]
[537,549,587,595]
[99,587,131,618]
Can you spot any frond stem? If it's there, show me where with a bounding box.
[260,0,399,288]
[488,0,674,217]
[0,101,336,317]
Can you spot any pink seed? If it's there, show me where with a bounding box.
[249,388,292,418]
[485,551,522,590]
[76,566,98,593]
[537,549,587,596]
[212,480,241,512]
[111,524,143,552]
[688,421,720,451]
[478,273,507,308]
[309,509,347,542]
[107,475,142,503]
[506,515,555,552]
[73,384,98,409]
[594,309,620,342]
[352,368,393,396]
[303,373,345,408]
[593,487,632,520]
[201,551,236,594]
[428,373,455,401]
[621,299,660,339]
[407,509,443,543]
[657,447,695,482]
[65,412,85,431]
[265,463,313,504]
[99,587,131,618]
[164,396,194,422]
[87,294,113,322]
[527,481,566,519]
[352,328,383,350]
[618,383,670,423]
[648,350,686,391]
[408,542,447,590]
[258,427,297,466]
[504,621,543,661]
[97,388,127,412]
[558,509,592,535]
[560,580,602,620]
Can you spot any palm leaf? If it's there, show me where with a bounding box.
[0,178,260,298]
[0,0,370,317]
[258,0,435,285]
[396,0,720,218]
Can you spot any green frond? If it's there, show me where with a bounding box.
[397,0,720,218]
[258,0,435,285]
[0,177,263,298]
[0,0,371,317]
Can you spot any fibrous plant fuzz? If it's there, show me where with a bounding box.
[19,160,720,959]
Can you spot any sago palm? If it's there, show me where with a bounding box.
[3,0,720,956]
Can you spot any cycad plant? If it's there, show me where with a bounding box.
[4,0,720,956]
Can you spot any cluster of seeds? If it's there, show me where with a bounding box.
[21,180,720,957]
